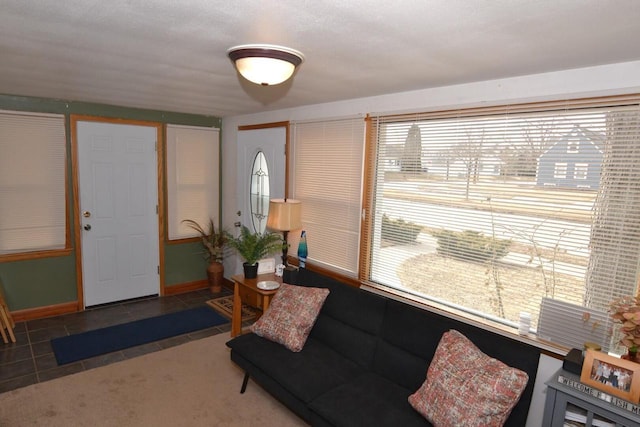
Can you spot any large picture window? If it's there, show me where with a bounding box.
[364,97,640,342]
[0,110,67,257]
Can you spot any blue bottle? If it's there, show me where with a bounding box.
[297,230,308,268]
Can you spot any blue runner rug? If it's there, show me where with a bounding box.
[51,306,228,365]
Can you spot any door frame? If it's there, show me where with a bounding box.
[237,121,289,231]
[234,121,289,274]
[238,121,291,197]
[70,115,165,310]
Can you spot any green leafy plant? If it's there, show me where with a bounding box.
[432,229,511,263]
[182,218,227,263]
[381,214,422,244]
[225,225,283,266]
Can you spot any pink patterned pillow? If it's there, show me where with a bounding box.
[250,283,330,352]
[408,330,528,427]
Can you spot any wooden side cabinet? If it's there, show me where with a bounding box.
[230,273,281,337]
[236,282,260,308]
[543,369,640,427]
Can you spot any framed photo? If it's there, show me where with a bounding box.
[580,349,640,403]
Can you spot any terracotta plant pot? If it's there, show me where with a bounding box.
[207,261,224,293]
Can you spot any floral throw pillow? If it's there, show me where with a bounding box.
[250,283,330,352]
[408,329,528,427]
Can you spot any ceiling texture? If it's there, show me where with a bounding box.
[2,0,640,118]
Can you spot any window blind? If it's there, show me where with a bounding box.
[0,111,66,254]
[291,117,365,276]
[166,125,220,240]
[364,96,640,349]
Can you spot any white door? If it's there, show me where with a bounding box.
[77,121,159,307]
[236,127,286,234]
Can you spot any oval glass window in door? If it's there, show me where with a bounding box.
[250,151,270,233]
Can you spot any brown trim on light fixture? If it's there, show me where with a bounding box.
[228,47,303,67]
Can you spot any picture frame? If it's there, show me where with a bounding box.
[580,349,640,403]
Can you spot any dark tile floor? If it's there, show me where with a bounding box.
[0,288,233,394]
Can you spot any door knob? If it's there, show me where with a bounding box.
[84,224,92,231]
[82,211,91,218]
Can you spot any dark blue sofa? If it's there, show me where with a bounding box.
[226,268,541,426]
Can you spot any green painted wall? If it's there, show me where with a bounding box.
[164,241,210,285]
[0,256,78,310]
[0,94,222,311]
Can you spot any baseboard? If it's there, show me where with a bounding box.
[11,301,79,322]
[164,280,208,295]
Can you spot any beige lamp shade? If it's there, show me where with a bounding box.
[267,199,302,231]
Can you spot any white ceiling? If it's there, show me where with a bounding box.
[2,0,640,118]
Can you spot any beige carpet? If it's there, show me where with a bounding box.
[0,333,307,427]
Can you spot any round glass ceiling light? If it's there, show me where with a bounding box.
[227,44,304,86]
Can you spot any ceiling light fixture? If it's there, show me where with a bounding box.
[227,44,304,86]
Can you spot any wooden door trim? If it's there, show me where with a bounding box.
[238,121,290,198]
[70,115,165,310]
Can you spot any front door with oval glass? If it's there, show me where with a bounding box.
[237,126,286,235]
[250,151,271,233]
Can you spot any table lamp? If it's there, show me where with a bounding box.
[266,198,302,266]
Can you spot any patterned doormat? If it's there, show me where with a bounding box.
[206,296,258,322]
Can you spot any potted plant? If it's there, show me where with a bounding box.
[610,295,640,361]
[225,225,283,279]
[182,218,227,293]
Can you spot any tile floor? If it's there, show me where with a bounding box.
[0,288,233,394]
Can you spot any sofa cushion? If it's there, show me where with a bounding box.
[408,330,528,427]
[374,339,430,391]
[227,333,365,403]
[311,313,380,369]
[299,269,387,335]
[297,268,387,369]
[250,283,329,352]
[309,372,430,427]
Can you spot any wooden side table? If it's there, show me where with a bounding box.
[230,273,282,337]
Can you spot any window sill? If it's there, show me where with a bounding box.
[0,248,73,263]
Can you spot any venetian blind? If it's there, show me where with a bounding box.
[166,125,220,240]
[290,117,365,276]
[0,110,67,254]
[364,95,640,347]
